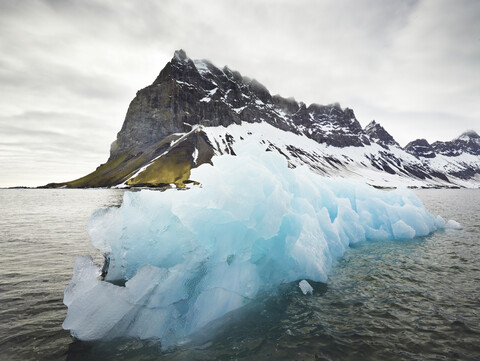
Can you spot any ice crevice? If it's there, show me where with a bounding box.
[63,141,456,347]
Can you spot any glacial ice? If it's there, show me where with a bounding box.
[445,219,462,229]
[299,280,313,295]
[63,146,450,346]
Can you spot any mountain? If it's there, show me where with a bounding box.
[364,121,399,148]
[404,139,436,158]
[43,50,480,189]
[432,131,480,157]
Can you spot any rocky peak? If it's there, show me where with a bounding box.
[404,138,436,158]
[432,130,480,157]
[110,50,376,160]
[173,49,188,62]
[272,95,299,114]
[153,50,202,86]
[365,120,399,148]
[456,130,480,142]
[456,130,480,155]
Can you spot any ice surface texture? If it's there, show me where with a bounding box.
[63,147,448,346]
[299,280,313,295]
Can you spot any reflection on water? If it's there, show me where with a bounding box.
[0,189,479,360]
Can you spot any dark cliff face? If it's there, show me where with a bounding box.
[365,120,399,148]
[110,50,370,161]
[404,139,436,158]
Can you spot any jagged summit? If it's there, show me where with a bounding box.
[365,120,399,148]
[111,50,370,161]
[456,130,480,141]
[173,49,188,62]
[405,139,436,158]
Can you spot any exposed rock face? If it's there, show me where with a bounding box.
[365,120,399,148]
[110,50,369,161]
[404,139,436,158]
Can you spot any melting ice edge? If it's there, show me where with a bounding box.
[62,142,460,348]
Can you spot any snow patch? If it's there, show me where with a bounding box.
[193,60,210,75]
[200,88,218,103]
[192,147,199,165]
[233,106,247,114]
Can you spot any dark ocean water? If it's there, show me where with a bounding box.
[0,188,479,361]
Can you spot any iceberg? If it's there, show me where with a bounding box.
[63,143,449,347]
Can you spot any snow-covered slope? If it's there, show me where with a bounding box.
[115,121,479,189]
[179,123,480,188]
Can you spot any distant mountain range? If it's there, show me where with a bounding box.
[44,50,480,189]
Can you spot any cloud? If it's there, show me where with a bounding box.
[0,0,478,186]
[0,111,117,186]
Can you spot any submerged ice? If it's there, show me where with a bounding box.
[63,145,450,346]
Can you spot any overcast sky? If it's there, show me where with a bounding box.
[0,0,479,187]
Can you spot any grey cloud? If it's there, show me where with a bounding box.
[0,111,116,186]
[0,111,116,176]
[0,0,478,186]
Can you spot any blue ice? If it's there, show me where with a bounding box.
[63,149,449,346]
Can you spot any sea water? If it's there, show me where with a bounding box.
[0,188,479,360]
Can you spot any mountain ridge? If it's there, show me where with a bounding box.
[43,50,480,189]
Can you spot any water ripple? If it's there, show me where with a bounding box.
[1,189,480,360]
